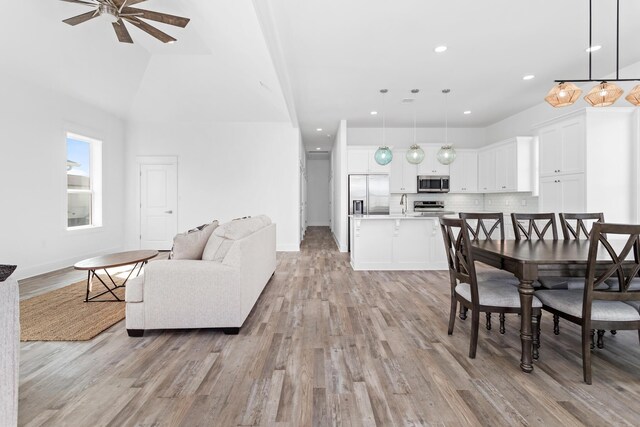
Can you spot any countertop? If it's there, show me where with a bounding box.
[349,212,456,220]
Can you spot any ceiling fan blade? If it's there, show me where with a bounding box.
[124,17,176,43]
[59,0,99,7]
[112,19,133,43]
[121,7,190,27]
[113,0,147,8]
[63,10,99,26]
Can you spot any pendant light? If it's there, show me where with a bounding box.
[374,89,393,166]
[545,0,640,108]
[437,89,456,165]
[406,89,425,165]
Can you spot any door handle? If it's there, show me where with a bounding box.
[165,210,173,214]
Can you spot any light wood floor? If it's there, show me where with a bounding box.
[18,227,640,426]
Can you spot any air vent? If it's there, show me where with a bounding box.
[402,98,415,103]
[308,150,330,154]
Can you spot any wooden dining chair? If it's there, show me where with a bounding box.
[534,222,640,384]
[560,212,605,240]
[556,213,612,345]
[460,212,519,332]
[511,212,558,241]
[440,217,542,359]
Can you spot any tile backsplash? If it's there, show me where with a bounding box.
[389,192,539,214]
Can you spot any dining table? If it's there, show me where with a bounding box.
[471,238,626,373]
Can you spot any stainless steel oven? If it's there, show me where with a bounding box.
[417,176,450,193]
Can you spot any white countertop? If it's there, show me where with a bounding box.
[349,213,456,220]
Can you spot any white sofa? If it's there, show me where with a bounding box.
[125,223,276,335]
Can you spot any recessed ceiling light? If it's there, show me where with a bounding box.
[523,74,535,81]
[434,45,447,53]
[316,128,323,132]
[370,111,378,115]
[586,45,602,52]
[316,147,321,150]
[463,110,472,115]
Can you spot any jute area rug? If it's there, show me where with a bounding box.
[20,276,126,341]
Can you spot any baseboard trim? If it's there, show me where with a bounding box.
[15,246,123,280]
[277,244,300,252]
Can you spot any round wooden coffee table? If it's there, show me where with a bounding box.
[74,250,158,302]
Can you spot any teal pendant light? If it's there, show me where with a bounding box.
[374,89,393,166]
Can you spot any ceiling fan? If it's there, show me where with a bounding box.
[60,0,190,44]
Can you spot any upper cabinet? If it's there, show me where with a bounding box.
[538,116,585,177]
[535,109,636,223]
[347,147,391,174]
[389,150,418,193]
[449,150,478,193]
[477,137,533,193]
[418,146,450,175]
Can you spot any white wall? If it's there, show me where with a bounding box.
[298,131,307,240]
[306,158,330,226]
[331,120,348,251]
[0,74,125,279]
[347,127,486,148]
[124,121,300,252]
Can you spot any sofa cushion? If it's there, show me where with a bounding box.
[536,289,640,322]
[170,221,218,260]
[125,276,144,302]
[202,215,271,261]
[456,281,542,308]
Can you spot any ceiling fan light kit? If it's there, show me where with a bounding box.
[60,0,190,44]
[546,0,639,108]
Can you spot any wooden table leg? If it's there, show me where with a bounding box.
[518,278,536,373]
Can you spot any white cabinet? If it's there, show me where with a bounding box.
[539,116,585,177]
[449,150,478,193]
[418,146,450,175]
[478,149,496,192]
[477,137,532,193]
[389,150,417,193]
[350,217,447,270]
[535,109,635,223]
[347,147,391,174]
[539,174,585,213]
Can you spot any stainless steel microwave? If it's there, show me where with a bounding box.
[417,175,450,193]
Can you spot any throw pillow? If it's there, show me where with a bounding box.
[170,220,219,260]
[201,215,271,261]
[0,265,17,282]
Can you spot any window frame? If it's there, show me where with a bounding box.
[66,132,103,231]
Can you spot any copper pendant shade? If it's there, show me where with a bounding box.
[545,0,640,108]
[544,82,582,108]
[625,85,640,106]
[584,82,624,107]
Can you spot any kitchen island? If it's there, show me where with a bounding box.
[349,214,450,270]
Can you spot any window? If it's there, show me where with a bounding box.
[66,132,102,229]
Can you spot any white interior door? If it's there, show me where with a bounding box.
[140,163,178,250]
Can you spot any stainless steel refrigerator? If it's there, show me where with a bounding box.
[348,174,390,251]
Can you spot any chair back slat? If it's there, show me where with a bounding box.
[560,213,604,240]
[511,213,558,241]
[584,223,640,321]
[440,217,480,303]
[459,212,505,241]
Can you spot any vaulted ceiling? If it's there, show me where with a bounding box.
[4,1,640,151]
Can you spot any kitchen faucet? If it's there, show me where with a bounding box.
[400,193,408,215]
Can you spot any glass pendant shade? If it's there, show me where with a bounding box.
[584,81,623,107]
[374,146,393,165]
[544,82,582,107]
[437,145,457,165]
[406,144,425,165]
[625,84,640,106]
